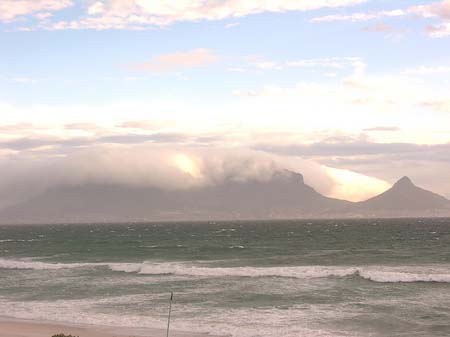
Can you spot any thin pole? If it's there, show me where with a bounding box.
[166,292,173,337]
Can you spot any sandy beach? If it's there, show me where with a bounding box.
[0,317,213,337]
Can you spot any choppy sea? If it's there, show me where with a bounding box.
[1,219,450,337]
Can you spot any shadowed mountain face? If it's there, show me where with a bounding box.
[0,171,350,224]
[0,173,449,224]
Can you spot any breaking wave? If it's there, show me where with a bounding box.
[109,263,450,283]
[1,258,449,283]
[0,258,103,270]
[357,270,450,283]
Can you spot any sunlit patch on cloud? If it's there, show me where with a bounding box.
[324,166,390,202]
[173,153,201,178]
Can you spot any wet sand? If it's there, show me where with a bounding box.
[0,317,213,337]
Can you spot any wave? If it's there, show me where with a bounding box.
[109,262,450,283]
[0,239,36,243]
[1,258,450,283]
[108,263,359,278]
[0,258,103,270]
[358,270,450,283]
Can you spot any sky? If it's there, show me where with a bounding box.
[1,0,450,206]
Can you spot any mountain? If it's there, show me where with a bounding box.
[0,170,350,224]
[346,176,450,217]
[1,173,448,224]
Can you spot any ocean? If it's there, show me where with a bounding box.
[1,219,450,337]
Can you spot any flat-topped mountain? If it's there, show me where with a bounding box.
[0,170,350,224]
[0,172,448,224]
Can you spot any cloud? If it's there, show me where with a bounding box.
[118,120,176,130]
[14,0,367,30]
[425,23,450,38]
[0,0,73,22]
[11,77,38,84]
[128,49,219,73]
[225,22,240,29]
[410,0,450,20]
[410,0,450,37]
[34,12,53,20]
[88,1,105,15]
[242,56,364,74]
[132,0,368,23]
[420,100,450,113]
[310,9,405,23]
[64,122,103,132]
[0,145,323,205]
[362,21,393,33]
[253,61,280,70]
[311,0,450,38]
[255,138,450,198]
[325,166,390,201]
[402,65,450,75]
[286,57,362,69]
[363,126,401,132]
[0,140,395,208]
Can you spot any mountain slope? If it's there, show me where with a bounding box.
[348,176,450,217]
[0,170,350,224]
[1,173,449,224]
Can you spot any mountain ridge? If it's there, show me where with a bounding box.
[0,172,449,224]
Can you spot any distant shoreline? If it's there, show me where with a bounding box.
[1,216,450,226]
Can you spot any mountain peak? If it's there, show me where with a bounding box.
[393,176,414,188]
[272,170,304,185]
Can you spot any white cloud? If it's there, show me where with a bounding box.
[410,0,450,37]
[131,0,368,24]
[0,0,73,22]
[227,67,247,73]
[402,65,450,75]
[34,12,53,20]
[128,48,219,73]
[253,61,279,70]
[311,0,450,38]
[225,22,240,28]
[362,21,393,33]
[87,1,106,15]
[243,56,363,74]
[15,0,367,30]
[0,139,393,207]
[409,0,450,20]
[310,9,405,23]
[426,22,450,37]
[11,77,38,84]
[286,57,362,69]
[230,69,450,144]
[325,166,390,201]
[420,100,450,113]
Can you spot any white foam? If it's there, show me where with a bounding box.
[358,270,450,283]
[109,262,359,279]
[0,258,102,270]
[2,257,450,283]
[0,239,35,243]
[0,297,360,337]
[110,262,450,283]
